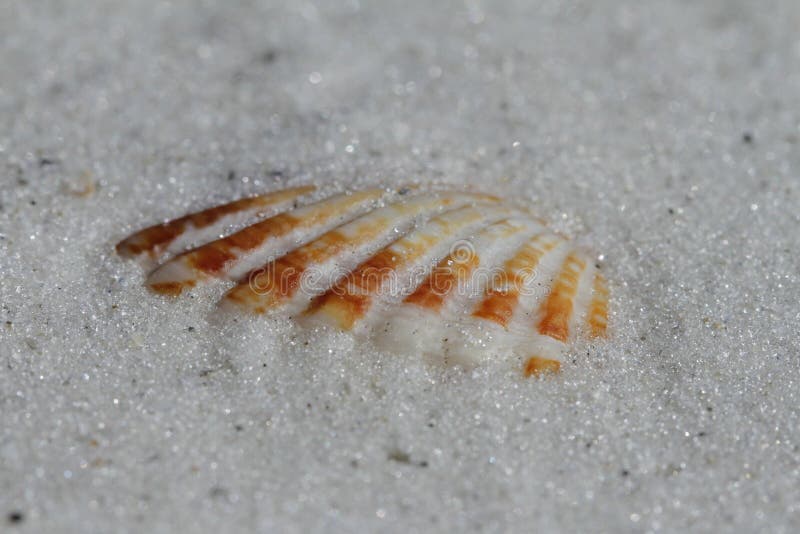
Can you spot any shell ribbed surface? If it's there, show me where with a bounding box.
[117,186,609,377]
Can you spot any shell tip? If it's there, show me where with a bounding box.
[523,356,561,378]
[147,281,191,297]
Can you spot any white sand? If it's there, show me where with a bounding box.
[2,1,800,532]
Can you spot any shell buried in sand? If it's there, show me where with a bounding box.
[116,186,609,377]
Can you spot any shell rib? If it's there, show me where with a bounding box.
[116,186,610,377]
[146,189,387,296]
[116,185,315,269]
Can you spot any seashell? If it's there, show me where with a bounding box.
[116,186,609,377]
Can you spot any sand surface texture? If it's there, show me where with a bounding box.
[1,1,799,532]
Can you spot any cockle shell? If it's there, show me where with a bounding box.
[116,186,609,377]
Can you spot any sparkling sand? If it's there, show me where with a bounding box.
[1,1,799,532]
